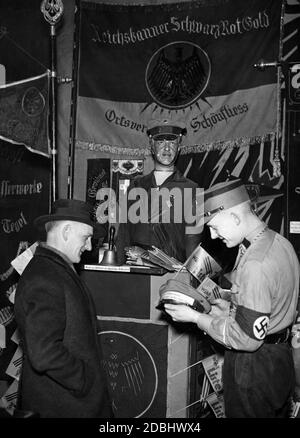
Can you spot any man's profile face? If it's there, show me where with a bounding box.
[207,212,242,248]
[151,137,180,167]
[66,222,94,263]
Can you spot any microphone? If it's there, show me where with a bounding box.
[254,59,281,70]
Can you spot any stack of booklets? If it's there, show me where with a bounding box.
[196,276,231,303]
[125,245,183,271]
[153,243,232,312]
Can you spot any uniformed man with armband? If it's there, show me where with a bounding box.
[164,179,300,418]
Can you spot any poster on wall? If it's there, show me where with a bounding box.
[84,158,111,260]
[111,159,144,200]
[86,157,111,218]
[85,158,144,229]
[287,63,300,108]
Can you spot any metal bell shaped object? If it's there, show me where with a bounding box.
[99,225,119,266]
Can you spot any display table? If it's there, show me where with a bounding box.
[80,264,192,418]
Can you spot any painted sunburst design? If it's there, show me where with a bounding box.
[283,0,300,63]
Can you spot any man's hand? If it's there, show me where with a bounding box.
[164,303,200,324]
[163,303,213,334]
[209,298,230,318]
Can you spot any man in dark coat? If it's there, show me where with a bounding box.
[14,199,113,418]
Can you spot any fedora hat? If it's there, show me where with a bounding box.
[147,118,187,141]
[34,199,97,229]
[203,179,250,223]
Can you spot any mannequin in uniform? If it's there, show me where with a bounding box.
[116,119,202,264]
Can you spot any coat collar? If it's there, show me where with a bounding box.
[36,243,76,272]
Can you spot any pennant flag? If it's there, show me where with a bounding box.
[77,0,282,155]
[206,392,226,418]
[0,72,50,157]
[0,378,19,416]
[5,345,23,381]
[201,353,224,394]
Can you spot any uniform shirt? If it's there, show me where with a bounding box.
[208,223,300,351]
[116,168,201,263]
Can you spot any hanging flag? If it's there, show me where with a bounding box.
[201,353,224,394]
[76,0,282,155]
[0,72,50,157]
[206,392,226,418]
[0,378,19,416]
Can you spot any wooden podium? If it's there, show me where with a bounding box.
[80,264,192,418]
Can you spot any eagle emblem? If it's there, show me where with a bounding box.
[146,41,211,109]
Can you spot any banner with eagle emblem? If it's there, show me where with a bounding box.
[76,0,282,155]
[0,72,50,157]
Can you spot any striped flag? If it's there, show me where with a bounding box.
[77,0,282,155]
[0,379,19,415]
[5,345,23,381]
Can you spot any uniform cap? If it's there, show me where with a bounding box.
[146,119,187,141]
[203,179,250,223]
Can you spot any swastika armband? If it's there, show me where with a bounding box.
[235,305,270,340]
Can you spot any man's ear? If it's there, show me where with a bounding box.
[230,211,241,225]
[62,223,71,241]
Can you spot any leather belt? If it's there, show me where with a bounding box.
[264,327,290,344]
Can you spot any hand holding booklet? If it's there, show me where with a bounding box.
[157,278,212,314]
[156,243,232,314]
